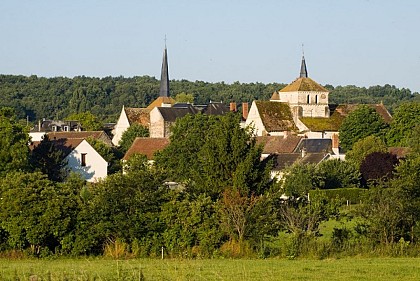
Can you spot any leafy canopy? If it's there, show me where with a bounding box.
[339,105,388,151]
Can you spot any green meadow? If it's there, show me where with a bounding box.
[1,258,420,281]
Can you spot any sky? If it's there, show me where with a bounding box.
[1,0,419,93]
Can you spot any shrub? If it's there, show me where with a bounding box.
[309,188,366,205]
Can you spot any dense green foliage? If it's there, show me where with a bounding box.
[339,105,388,151]
[65,112,103,131]
[386,102,420,146]
[0,74,417,124]
[155,113,272,198]
[309,188,366,204]
[345,135,387,168]
[0,108,30,176]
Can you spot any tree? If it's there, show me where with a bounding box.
[339,105,388,151]
[316,159,360,189]
[118,123,149,153]
[386,101,420,146]
[361,183,405,244]
[30,134,68,182]
[0,172,83,254]
[219,188,259,243]
[346,135,387,168]
[72,156,166,255]
[391,153,420,242]
[281,163,319,197]
[161,192,222,257]
[360,151,399,186]
[174,92,194,104]
[66,112,103,131]
[0,107,30,176]
[155,113,271,198]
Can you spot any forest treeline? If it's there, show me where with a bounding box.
[0,74,418,123]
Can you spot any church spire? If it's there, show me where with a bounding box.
[299,55,308,78]
[159,44,170,97]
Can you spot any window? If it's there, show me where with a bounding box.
[63,125,69,132]
[315,95,318,104]
[81,153,87,167]
[307,95,310,104]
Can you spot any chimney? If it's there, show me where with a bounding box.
[38,120,41,132]
[332,134,339,155]
[242,102,249,120]
[230,102,237,112]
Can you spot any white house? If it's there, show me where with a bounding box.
[65,139,108,182]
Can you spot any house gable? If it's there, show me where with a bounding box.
[65,139,108,182]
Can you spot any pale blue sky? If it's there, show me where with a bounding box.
[1,0,419,92]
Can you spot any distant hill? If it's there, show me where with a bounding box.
[0,74,417,123]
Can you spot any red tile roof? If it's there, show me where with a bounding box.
[123,137,170,160]
[256,135,302,154]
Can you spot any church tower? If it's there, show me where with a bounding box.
[271,55,330,118]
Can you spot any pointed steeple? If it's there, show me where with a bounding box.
[159,46,170,97]
[299,55,308,78]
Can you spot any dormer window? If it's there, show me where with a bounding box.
[52,125,57,132]
[63,126,69,132]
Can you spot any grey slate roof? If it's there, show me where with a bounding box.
[158,107,199,122]
[294,139,332,153]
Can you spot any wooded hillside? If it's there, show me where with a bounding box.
[0,74,417,123]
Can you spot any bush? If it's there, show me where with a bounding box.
[309,188,366,205]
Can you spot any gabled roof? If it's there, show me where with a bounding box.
[202,102,230,115]
[173,102,230,115]
[157,106,199,122]
[123,137,170,160]
[146,96,176,110]
[255,101,298,132]
[256,135,302,154]
[270,153,302,171]
[270,152,329,171]
[301,153,328,165]
[270,91,280,101]
[294,138,332,153]
[279,77,328,93]
[47,131,110,142]
[32,131,111,158]
[125,107,151,127]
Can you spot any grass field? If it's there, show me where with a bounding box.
[1,257,420,280]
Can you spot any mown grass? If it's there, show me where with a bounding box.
[1,257,420,281]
